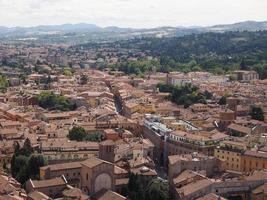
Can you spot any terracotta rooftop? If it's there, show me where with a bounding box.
[244,150,267,159]
[81,157,111,169]
[28,191,51,200]
[196,193,227,200]
[115,178,129,186]
[176,178,214,197]
[252,183,267,195]
[31,176,67,188]
[63,188,90,200]
[228,123,251,135]
[40,161,82,172]
[90,189,126,200]
[173,170,204,186]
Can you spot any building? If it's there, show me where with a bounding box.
[168,153,222,179]
[26,176,68,199]
[214,140,246,172]
[191,103,208,112]
[0,170,28,199]
[167,72,191,86]
[227,123,252,137]
[167,130,228,156]
[232,70,259,82]
[40,161,82,188]
[62,187,90,200]
[99,140,115,163]
[196,193,228,200]
[90,188,127,200]
[242,150,267,172]
[219,109,236,131]
[40,140,99,164]
[251,183,267,200]
[40,157,115,196]
[172,170,215,200]
[80,158,115,195]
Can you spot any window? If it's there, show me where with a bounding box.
[86,173,89,180]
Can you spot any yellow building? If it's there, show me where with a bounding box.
[214,140,246,172]
[123,102,155,117]
[139,103,155,114]
[123,102,140,117]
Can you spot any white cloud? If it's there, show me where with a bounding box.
[0,0,267,28]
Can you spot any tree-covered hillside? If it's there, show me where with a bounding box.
[114,31,267,78]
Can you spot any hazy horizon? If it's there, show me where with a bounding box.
[1,19,267,29]
[0,0,267,28]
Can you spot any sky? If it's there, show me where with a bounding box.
[0,0,267,28]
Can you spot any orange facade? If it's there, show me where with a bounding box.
[241,153,267,172]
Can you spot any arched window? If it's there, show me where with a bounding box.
[94,173,112,193]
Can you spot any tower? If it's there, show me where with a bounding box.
[99,140,115,163]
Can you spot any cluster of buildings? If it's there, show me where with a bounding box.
[0,42,267,200]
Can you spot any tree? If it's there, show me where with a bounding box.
[145,179,170,200]
[192,65,202,72]
[16,165,30,185]
[68,126,87,141]
[19,74,27,84]
[36,60,42,65]
[46,74,52,86]
[13,141,20,155]
[240,58,247,70]
[127,173,145,200]
[219,96,227,105]
[250,106,264,121]
[28,154,46,179]
[11,155,28,178]
[11,140,47,185]
[158,83,207,108]
[3,160,7,172]
[21,138,34,157]
[80,74,89,85]
[84,133,102,142]
[253,64,267,80]
[203,90,213,99]
[37,92,76,111]
[63,68,72,76]
[213,68,224,75]
[0,75,8,92]
[229,75,237,81]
